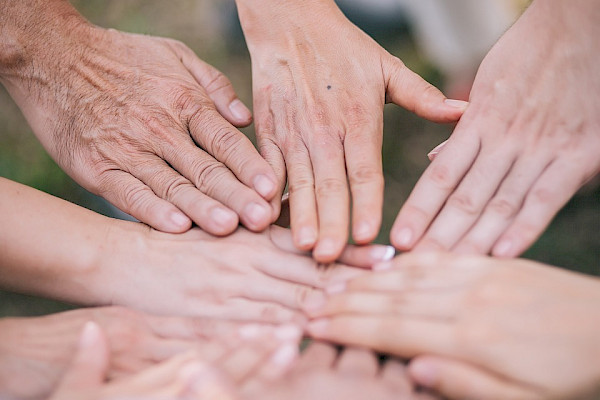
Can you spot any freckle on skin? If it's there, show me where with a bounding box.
[327,85,332,90]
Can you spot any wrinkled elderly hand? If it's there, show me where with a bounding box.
[391,0,600,257]
[0,306,247,400]
[0,0,279,235]
[236,0,465,262]
[306,253,600,400]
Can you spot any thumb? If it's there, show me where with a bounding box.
[384,56,468,123]
[55,321,110,393]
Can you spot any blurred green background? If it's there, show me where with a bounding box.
[1,0,598,317]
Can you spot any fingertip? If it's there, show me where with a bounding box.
[169,210,193,232]
[409,358,440,388]
[294,226,318,251]
[444,99,469,112]
[241,202,272,231]
[313,238,345,264]
[391,226,415,251]
[253,174,278,200]
[228,99,253,126]
[207,207,239,236]
[352,221,378,244]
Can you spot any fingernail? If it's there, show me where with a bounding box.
[493,239,513,257]
[270,343,298,367]
[296,227,317,249]
[253,174,276,199]
[394,228,413,248]
[170,211,190,228]
[79,321,99,348]
[371,245,396,262]
[373,261,393,271]
[303,291,326,311]
[427,140,448,161]
[326,281,346,295]
[444,99,469,110]
[307,319,330,336]
[353,221,373,242]
[274,324,302,341]
[239,324,262,340]
[229,99,252,121]
[410,360,439,387]
[210,207,237,229]
[314,238,338,260]
[244,202,270,226]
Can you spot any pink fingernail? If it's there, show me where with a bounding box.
[314,239,338,260]
[210,207,237,228]
[427,140,448,161]
[170,211,190,228]
[493,239,513,257]
[307,319,330,336]
[296,227,317,248]
[239,324,262,340]
[353,221,373,242]
[244,202,270,226]
[270,343,298,367]
[394,228,413,248]
[253,174,276,199]
[371,245,396,262]
[444,99,469,110]
[229,99,252,121]
[274,324,303,341]
[410,360,439,387]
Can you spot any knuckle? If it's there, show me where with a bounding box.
[446,193,480,216]
[203,69,232,95]
[316,178,347,198]
[192,160,230,194]
[123,185,152,212]
[530,187,554,205]
[348,164,383,187]
[488,197,520,218]
[162,177,191,201]
[426,164,457,191]
[208,125,244,159]
[288,176,314,195]
[294,286,313,307]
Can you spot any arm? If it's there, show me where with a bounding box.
[235,0,466,263]
[0,178,394,320]
[391,0,600,257]
[0,0,278,236]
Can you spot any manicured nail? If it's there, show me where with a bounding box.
[373,261,393,271]
[493,239,513,257]
[239,324,262,340]
[353,221,373,242]
[444,99,469,110]
[296,227,317,249]
[314,238,338,260]
[410,360,439,387]
[253,174,276,199]
[210,207,237,229]
[371,245,396,262]
[270,343,298,367]
[79,321,99,349]
[244,202,270,226]
[394,228,413,248]
[326,281,346,295]
[170,211,190,228]
[427,140,448,161]
[307,319,330,336]
[303,291,326,311]
[274,324,302,341]
[229,99,252,121]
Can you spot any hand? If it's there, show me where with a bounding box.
[391,0,600,257]
[306,253,600,400]
[1,0,279,235]
[93,224,395,323]
[0,306,247,399]
[48,321,299,400]
[242,342,440,400]
[236,0,465,262]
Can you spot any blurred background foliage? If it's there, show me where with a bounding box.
[1,0,597,317]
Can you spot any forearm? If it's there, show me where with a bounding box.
[0,178,147,305]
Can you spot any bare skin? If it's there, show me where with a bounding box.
[0,178,392,322]
[0,0,280,236]
[48,321,299,400]
[235,0,466,263]
[392,0,600,257]
[306,253,600,400]
[243,342,440,400]
[0,306,257,400]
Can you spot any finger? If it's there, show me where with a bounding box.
[307,316,452,358]
[381,359,415,394]
[239,276,323,310]
[309,135,350,263]
[147,315,242,341]
[129,156,239,236]
[344,125,385,244]
[286,145,319,250]
[493,157,593,258]
[384,55,467,123]
[427,140,448,161]
[257,135,287,223]
[295,341,338,372]
[216,298,306,325]
[175,42,252,127]
[97,170,192,233]
[413,146,516,252]
[453,154,552,255]
[335,347,379,376]
[55,322,109,391]
[409,356,542,400]
[391,129,481,250]
[164,140,274,231]
[188,107,278,202]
